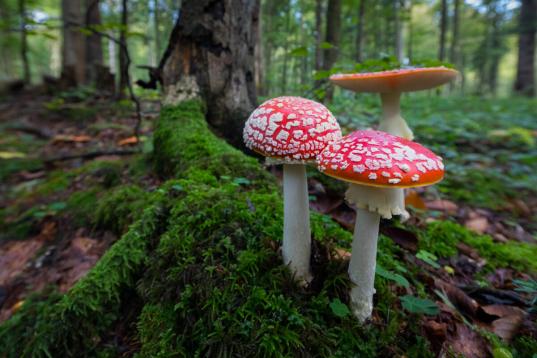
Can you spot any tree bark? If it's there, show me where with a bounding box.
[394,0,404,62]
[118,0,129,95]
[514,0,536,96]
[322,0,341,101]
[438,0,448,61]
[449,0,460,90]
[84,0,103,85]
[61,0,85,86]
[355,0,366,62]
[153,0,162,64]
[315,0,323,71]
[161,0,259,148]
[18,0,30,84]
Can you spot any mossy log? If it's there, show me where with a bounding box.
[2,101,535,357]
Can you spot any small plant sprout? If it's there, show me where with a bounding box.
[329,67,458,140]
[244,96,342,285]
[317,130,444,321]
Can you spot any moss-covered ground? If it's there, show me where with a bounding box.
[0,98,536,357]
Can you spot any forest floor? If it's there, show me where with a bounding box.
[0,89,536,357]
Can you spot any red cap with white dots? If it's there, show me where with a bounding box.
[317,130,444,188]
[243,96,342,163]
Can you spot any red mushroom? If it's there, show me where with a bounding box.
[330,67,458,140]
[317,130,444,321]
[244,96,342,285]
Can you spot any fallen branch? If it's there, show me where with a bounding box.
[44,149,137,163]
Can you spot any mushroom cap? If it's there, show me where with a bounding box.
[317,130,444,188]
[330,67,458,93]
[243,96,342,164]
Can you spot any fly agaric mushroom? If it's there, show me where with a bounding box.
[317,130,444,321]
[330,67,458,140]
[244,96,342,284]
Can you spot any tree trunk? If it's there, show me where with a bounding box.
[61,0,85,86]
[315,0,323,71]
[488,6,502,95]
[18,0,30,84]
[153,0,162,63]
[322,0,341,101]
[514,0,536,96]
[255,1,265,95]
[394,0,404,62]
[161,0,259,148]
[118,0,129,95]
[281,1,291,94]
[438,0,448,61]
[407,2,413,62]
[449,0,460,91]
[355,0,365,62]
[85,0,103,85]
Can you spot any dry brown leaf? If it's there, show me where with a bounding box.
[52,134,92,143]
[332,248,351,261]
[405,190,426,210]
[481,305,526,342]
[445,323,489,358]
[117,136,138,146]
[464,217,489,234]
[380,226,418,252]
[425,199,458,214]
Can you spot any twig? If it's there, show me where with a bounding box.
[44,149,137,163]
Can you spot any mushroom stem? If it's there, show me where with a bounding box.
[348,207,380,322]
[379,92,414,140]
[283,164,313,285]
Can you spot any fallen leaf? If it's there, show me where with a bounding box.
[480,305,526,342]
[445,323,489,358]
[405,190,426,210]
[332,248,351,261]
[425,199,458,214]
[380,225,418,252]
[0,151,26,159]
[464,216,489,234]
[117,136,138,146]
[435,279,480,318]
[52,134,92,143]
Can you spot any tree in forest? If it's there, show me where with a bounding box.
[18,0,30,84]
[514,0,536,96]
[355,0,366,62]
[160,0,260,148]
[438,0,448,61]
[321,0,341,101]
[85,0,103,85]
[119,0,128,95]
[61,0,86,86]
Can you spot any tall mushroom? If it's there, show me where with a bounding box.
[330,67,458,140]
[244,96,342,285]
[317,130,444,321]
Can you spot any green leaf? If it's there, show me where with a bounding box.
[49,202,67,212]
[492,348,513,358]
[233,177,251,186]
[289,46,308,57]
[400,295,439,315]
[313,70,332,80]
[320,41,334,49]
[329,299,350,318]
[416,250,441,269]
[376,265,410,288]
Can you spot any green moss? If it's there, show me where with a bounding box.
[153,102,273,188]
[512,336,537,358]
[420,220,537,273]
[0,158,43,182]
[66,188,101,227]
[94,185,150,235]
[0,194,168,357]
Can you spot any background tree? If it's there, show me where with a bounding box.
[514,0,536,96]
[160,0,260,147]
[322,0,341,101]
